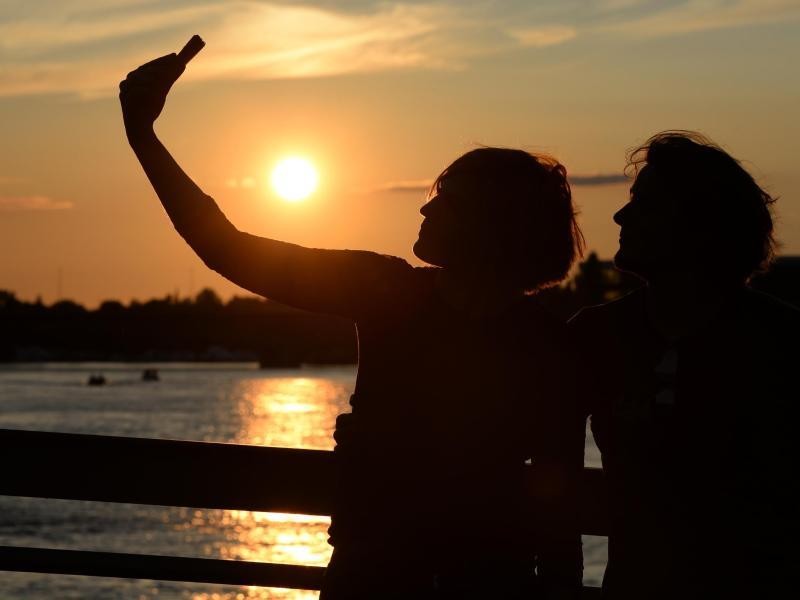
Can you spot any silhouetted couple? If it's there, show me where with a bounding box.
[570,134,799,599]
[120,51,798,599]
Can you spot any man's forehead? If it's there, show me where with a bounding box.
[631,165,657,192]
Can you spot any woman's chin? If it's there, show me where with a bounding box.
[413,239,446,267]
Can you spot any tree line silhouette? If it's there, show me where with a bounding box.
[2,253,797,365]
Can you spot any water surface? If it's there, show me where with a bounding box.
[0,363,606,598]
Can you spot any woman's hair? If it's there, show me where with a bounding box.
[431,147,584,291]
[626,130,777,283]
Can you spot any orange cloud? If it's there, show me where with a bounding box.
[2,0,798,98]
[226,176,257,189]
[0,2,455,98]
[377,173,627,193]
[0,195,74,210]
[601,0,800,37]
[510,26,577,48]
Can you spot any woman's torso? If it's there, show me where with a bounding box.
[330,267,575,561]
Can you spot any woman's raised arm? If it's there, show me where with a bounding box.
[119,51,414,318]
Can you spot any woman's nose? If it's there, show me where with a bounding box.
[420,194,442,217]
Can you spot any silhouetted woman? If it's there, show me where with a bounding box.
[120,51,585,600]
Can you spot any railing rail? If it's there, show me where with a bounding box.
[0,546,326,590]
[0,428,606,596]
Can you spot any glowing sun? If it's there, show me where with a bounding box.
[270,157,318,202]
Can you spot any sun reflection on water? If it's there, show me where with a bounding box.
[190,589,320,600]
[184,374,351,599]
[235,376,347,449]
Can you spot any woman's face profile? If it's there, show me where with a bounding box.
[413,175,486,269]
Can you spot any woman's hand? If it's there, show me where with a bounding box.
[333,412,358,450]
[119,54,185,139]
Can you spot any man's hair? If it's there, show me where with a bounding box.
[626,131,777,283]
[432,147,584,291]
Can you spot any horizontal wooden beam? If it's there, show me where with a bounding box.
[0,545,601,597]
[0,429,607,594]
[0,428,335,515]
[0,545,324,589]
[0,427,609,535]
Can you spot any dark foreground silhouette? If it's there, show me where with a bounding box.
[120,43,585,598]
[571,132,800,599]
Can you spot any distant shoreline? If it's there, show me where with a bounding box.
[3,255,797,366]
[0,358,357,367]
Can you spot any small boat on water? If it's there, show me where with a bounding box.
[141,369,160,382]
[87,374,106,386]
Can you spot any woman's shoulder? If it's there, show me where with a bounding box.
[351,257,440,321]
[354,252,437,285]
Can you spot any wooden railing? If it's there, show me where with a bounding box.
[0,428,607,596]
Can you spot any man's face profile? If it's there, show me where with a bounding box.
[613,166,683,279]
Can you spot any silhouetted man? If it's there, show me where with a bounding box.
[570,131,799,599]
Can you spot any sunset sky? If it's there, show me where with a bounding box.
[1,0,799,307]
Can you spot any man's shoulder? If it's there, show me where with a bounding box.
[742,287,800,319]
[739,288,800,341]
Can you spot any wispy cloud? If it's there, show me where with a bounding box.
[569,173,627,186]
[0,1,459,98]
[377,172,627,193]
[0,195,74,211]
[1,0,798,98]
[510,25,577,48]
[375,179,435,193]
[226,176,258,189]
[196,3,450,80]
[600,0,800,37]
[0,4,221,52]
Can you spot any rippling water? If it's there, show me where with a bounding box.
[0,363,607,598]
